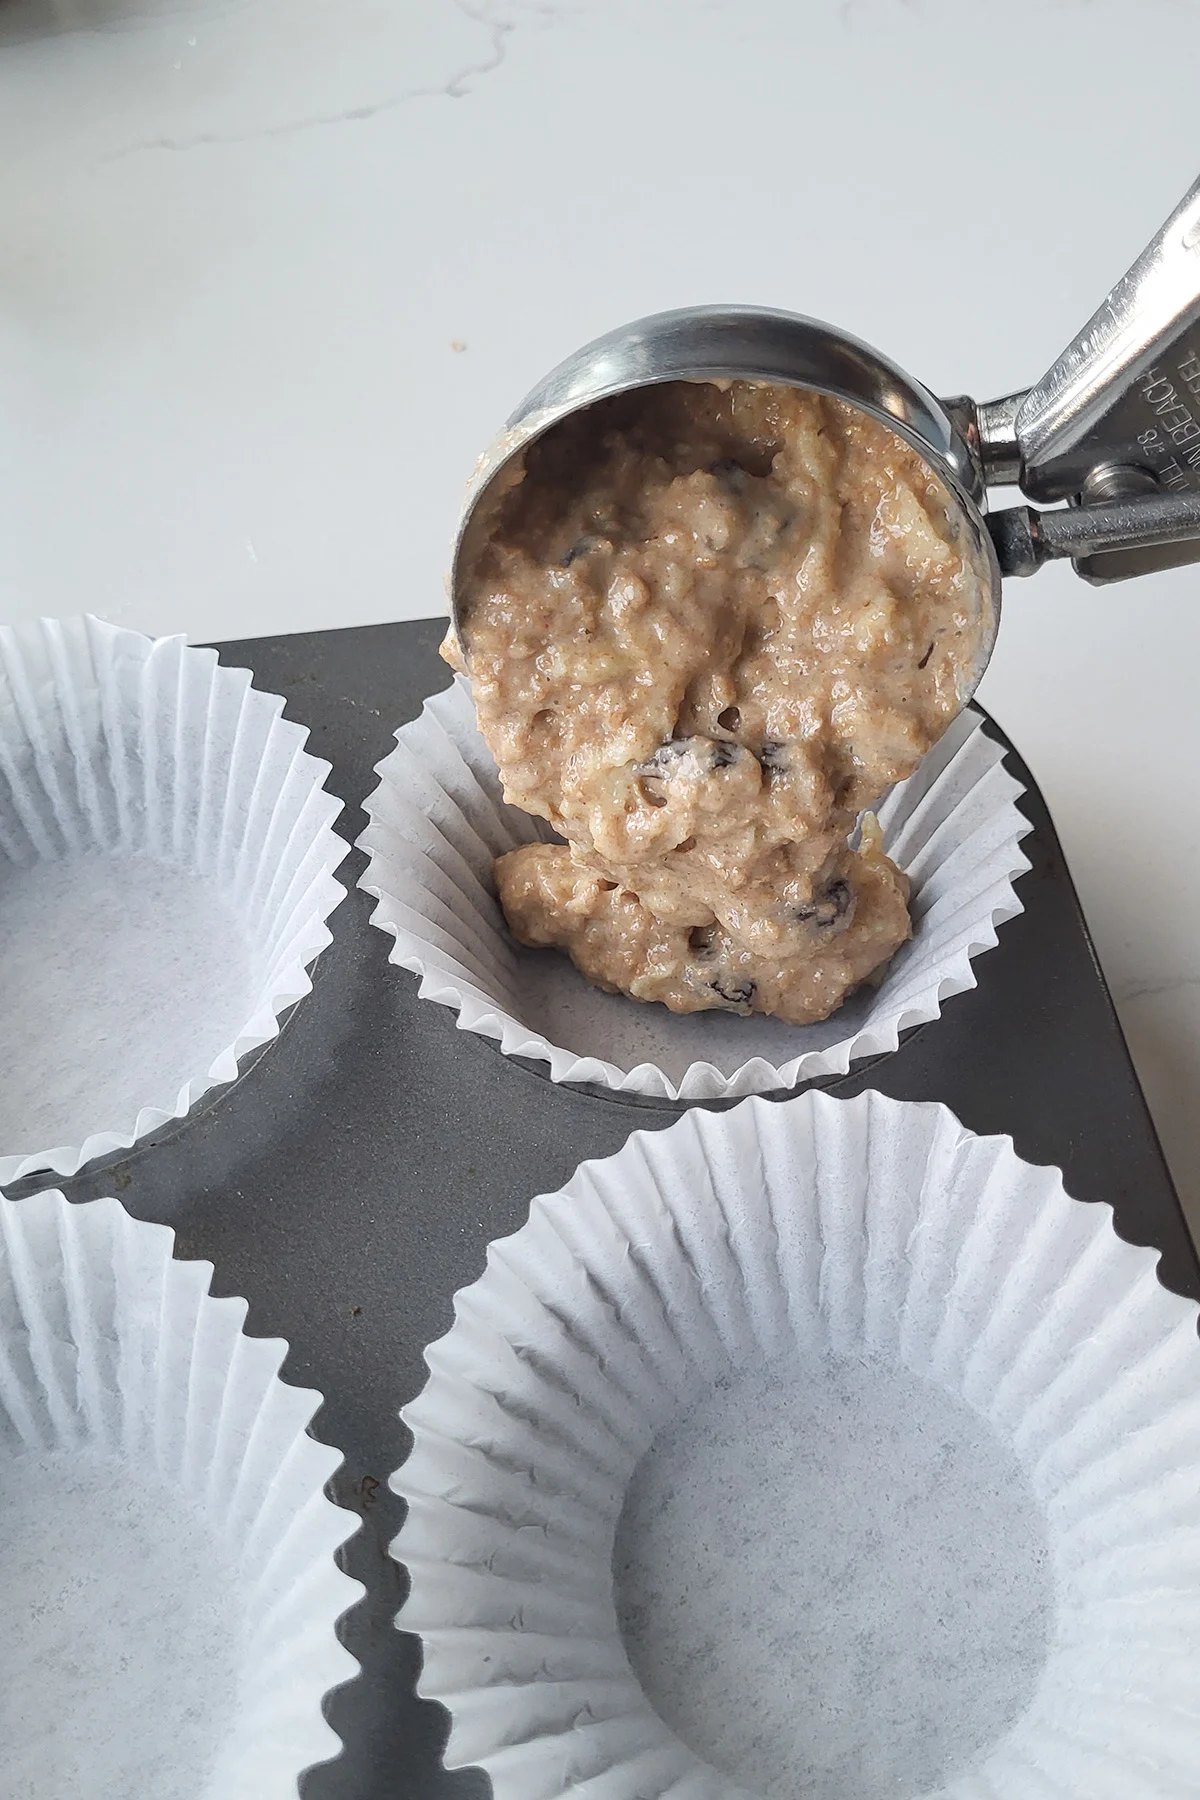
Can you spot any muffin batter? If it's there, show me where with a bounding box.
[446,380,990,1025]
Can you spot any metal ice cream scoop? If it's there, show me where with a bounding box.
[451,173,1200,714]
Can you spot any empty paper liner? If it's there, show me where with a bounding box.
[358,678,1030,1100]
[398,1091,1200,1800]
[0,615,347,1185]
[0,1187,361,1798]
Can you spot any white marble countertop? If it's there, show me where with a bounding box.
[2,0,1198,1230]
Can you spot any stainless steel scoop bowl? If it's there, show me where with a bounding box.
[451,173,1200,715]
[450,305,1001,710]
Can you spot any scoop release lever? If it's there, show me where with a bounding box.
[964,174,1200,581]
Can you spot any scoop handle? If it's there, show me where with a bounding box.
[972,174,1200,579]
[1013,175,1200,505]
[988,488,1200,582]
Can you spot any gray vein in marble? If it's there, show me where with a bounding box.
[103,0,521,160]
[1115,972,1200,1004]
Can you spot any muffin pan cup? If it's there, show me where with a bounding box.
[397,1089,1200,1800]
[358,675,1031,1101]
[0,1187,361,1798]
[0,615,348,1186]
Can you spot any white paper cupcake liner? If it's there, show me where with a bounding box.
[397,1090,1200,1800]
[0,615,348,1186]
[358,677,1031,1101]
[0,1186,361,1797]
